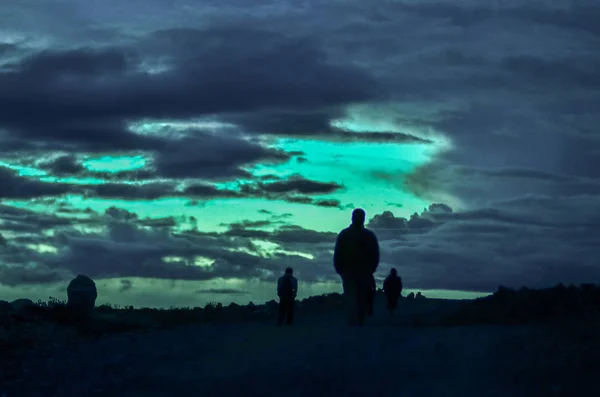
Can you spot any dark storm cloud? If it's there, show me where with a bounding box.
[13,47,132,77]
[119,279,133,292]
[185,176,344,206]
[0,25,380,185]
[38,154,153,182]
[366,196,600,292]
[89,182,179,200]
[403,162,600,206]
[0,204,73,232]
[0,264,71,287]
[500,55,600,89]
[0,43,19,56]
[258,177,342,195]
[0,27,378,130]
[1,161,244,202]
[33,132,292,183]
[38,155,86,175]
[226,220,275,230]
[0,203,338,286]
[227,110,432,143]
[152,133,291,180]
[0,167,344,205]
[283,196,343,209]
[223,175,347,208]
[3,193,598,291]
[195,288,248,295]
[0,165,77,199]
[182,184,242,199]
[41,224,280,283]
[395,2,600,36]
[2,163,174,202]
[222,222,337,246]
[1,119,165,153]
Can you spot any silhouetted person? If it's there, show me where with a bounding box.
[333,208,380,326]
[383,268,403,315]
[366,274,376,317]
[277,267,298,326]
[415,291,426,300]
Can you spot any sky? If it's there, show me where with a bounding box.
[1,0,599,308]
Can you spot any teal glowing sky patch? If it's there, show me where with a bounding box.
[83,155,147,173]
[1,106,460,306]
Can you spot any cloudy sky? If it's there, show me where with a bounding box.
[1,0,599,307]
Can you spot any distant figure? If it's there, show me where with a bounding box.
[366,274,376,317]
[383,268,403,315]
[406,292,415,300]
[333,208,380,326]
[416,291,426,300]
[277,267,298,326]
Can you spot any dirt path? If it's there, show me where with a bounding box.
[4,301,595,396]
[106,323,537,397]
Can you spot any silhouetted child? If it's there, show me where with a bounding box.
[277,267,298,326]
[366,274,376,317]
[383,268,402,315]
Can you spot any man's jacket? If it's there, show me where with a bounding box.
[383,275,402,297]
[333,224,380,278]
[277,274,298,299]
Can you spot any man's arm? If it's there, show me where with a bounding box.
[292,277,298,297]
[369,231,380,273]
[276,277,282,297]
[333,232,344,275]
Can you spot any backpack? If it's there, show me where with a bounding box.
[279,276,294,298]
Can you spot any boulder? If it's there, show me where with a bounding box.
[10,298,38,322]
[11,298,35,312]
[67,275,98,318]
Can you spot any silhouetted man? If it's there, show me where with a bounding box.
[366,274,376,317]
[333,208,380,326]
[383,268,403,315]
[277,267,298,326]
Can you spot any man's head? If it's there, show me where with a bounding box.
[390,268,397,276]
[351,208,366,226]
[285,267,293,275]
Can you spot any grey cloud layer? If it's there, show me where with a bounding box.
[3,193,599,292]
[0,205,338,286]
[367,197,600,291]
[0,165,345,210]
[2,0,598,179]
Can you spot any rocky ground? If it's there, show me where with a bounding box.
[1,286,599,396]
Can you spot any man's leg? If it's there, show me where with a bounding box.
[342,277,358,325]
[356,278,369,326]
[286,299,295,325]
[386,294,394,315]
[277,299,286,326]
